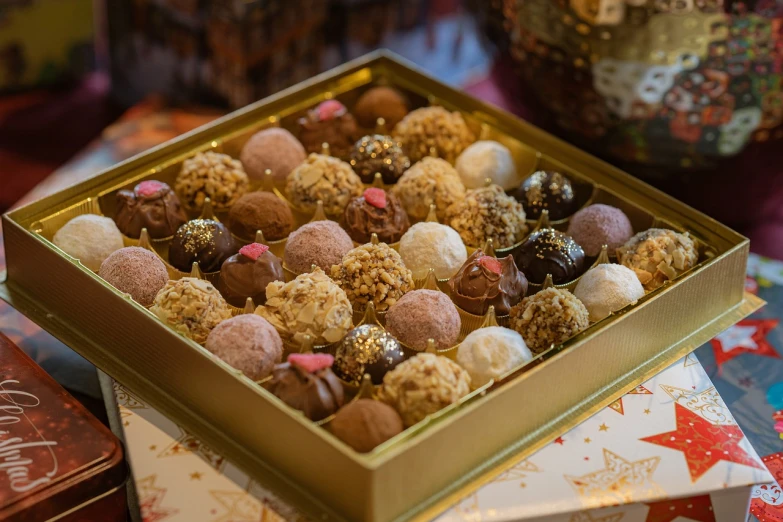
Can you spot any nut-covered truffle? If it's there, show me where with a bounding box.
[392,106,475,164]
[228,191,294,241]
[217,243,284,307]
[268,353,344,421]
[175,151,249,212]
[457,327,532,389]
[285,153,364,216]
[392,157,466,221]
[514,228,585,285]
[169,219,238,273]
[150,277,233,344]
[331,399,404,452]
[385,290,461,351]
[509,287,589,354]
[298,100,359,159]
[205,314,283,380]
[343,188,410,244]
[377,353,471,427]
[334,324,405,385]
[114,180,188,239]
[445,184,527,249]
[240,128,306,183]
[515,171,577,221]
[448,250,528,316]
[284,220,354,274]
[354,86,409,129]
[455,140,518,190]
[567,204,634,257]
[53,214,124,272]
[99,247,168,307]
[616,228,699,291]
[574,264,644,322]
[349,134,410,184]
[399,222,467,280]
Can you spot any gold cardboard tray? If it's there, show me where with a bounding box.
[0,51,761,521]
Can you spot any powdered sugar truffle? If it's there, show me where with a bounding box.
[457,327,532,389]
[53,214,124,271]
[574,264,645,322]
[398,222,467,279]
[455,141,517,190]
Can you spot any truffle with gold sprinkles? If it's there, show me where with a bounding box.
[349,134,411,184]
[515,171,576,221]
[334,324,405,385]
[514,228,585,285]
[169,219,238,273]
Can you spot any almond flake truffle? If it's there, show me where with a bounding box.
[99,247,168,307]
[150,277,232,344]
[53,214,124,271]
[455,140,518,190]
[392,106,475,164]
[378,353,471,427]
[205,314,283,380]
[240,128,306,183]
[392,157,466,221]
[509,287,589,355]
[331,399,404,452]
[446,184,527,248]
[298,100,359,159]
[268,353,344,421]
[457,327,532,389]
[385,290,460,351]
[286,153,364,216]
[567,204,633,257]
[354,86,409,129]
[228,191,294,241]
[574,264,644,322]
[399,222,467,280]
[349,134,410,184]
[617,228,698,290]
[284,220,354,274]
[175,151,249,212]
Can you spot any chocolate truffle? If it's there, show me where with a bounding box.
[240,128,306,183]
[331,399,404,452]
[574,264,644,322]
[567,204,634,257]
[217,243,284,307]
[455,141,518,190]
[509,287,589,354]
[334,324,405,385]
[448,250,528,316]
[457,327,532,389]
[343,188,410,244]
[114,180,188,239]
[445,184,528,248]
[99,247,168,307]
[285,153,364,216]
[256,268,353,345]
[392,106,475,164]
[385,290,461,351]
[399,222,467,280]
[514,228,585,285]
[298,100,359,159]
[205,314,283,380]
[392,157,466,221]
[349,134,410,184]
[354,86,409,129]
[169,219,238,273]
[284,220,354,274]
[228,191,294,241]
[53,214,124,272]
[378,353,471,427]
[150,277,233,344]
[617,228,699,290]
[267,353,344,421]
[175,151,249,212]
[515,171,576,220]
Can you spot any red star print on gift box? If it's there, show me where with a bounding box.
[750,453,783,522]
[644,494,715,522]
[710,319,779,372]
[640,403,764,482]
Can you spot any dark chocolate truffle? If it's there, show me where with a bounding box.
[169,219,238,273]
[228,192,294,241]
[334,324,405,385]
[515,171,576,221]
[267,353,345,421]
[217,243,284,307]
[349,135,410,184]
[343,188,410,244]
[331,399,404,452]
[448,250,528,316]
[514,228,585,285]
[205,314,283,380]
[115,180,188,239]
[298,100,359,159]
[354,86,409,129]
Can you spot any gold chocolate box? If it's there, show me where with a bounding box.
[0,51,762,521]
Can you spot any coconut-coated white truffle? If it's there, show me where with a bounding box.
[455,140,517,190]
[456,326,532,389]
[573,264,644,322]
[399,222,467,279]
[53,214,124,271]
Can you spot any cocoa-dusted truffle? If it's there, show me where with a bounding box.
[205,314,283,380]
[509,287,589,354]
[567,204,633,257]
[114,180,188,239]
[457,327,532,389]
[217,243,284,307]
[392,106,475,164]
[378,353,471,427]
[514,228,585,285]
[228,191,294,241]
[385,290,460,351]
[354,86,409,129]
[574,264,644,322]
[334,324,405,385]
[169,219,238,273]
[284,221,354,274]
[298,100,359,159]
[445,184,528,249]
[99,247,168,307]
[53,214,124,272]
[331,399,404,452]
[268,353,344,421]
[150,277,233,344]
[240,128,306,183]
[448,250,528,316]
[399,222,467,280]
[392,157,466,221]
[617,228,699,290]
[343,188,410,244]
[175,151,249,212]
[515,171,576,221]
[286,153,364,216]
[456,140,518,190]
[349,135,410,184]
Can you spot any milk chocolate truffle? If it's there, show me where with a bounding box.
[334,324,405,385]
[217,243,284,307]
[392,157,466,221]
[228,191,294,241]
[343,188,410,244]
[399,222,467,280]
[515,171,576,220]
[286,153,364,216]
[446,184,528,249]
[514,228,585,285]
[175,151,249,212]
[298,100,359,159]
[509,287,589,354]
[332,399,404,452]
[354,86,409,129]
[150,277,233,344]
[457,327,532,389]
[240,128,306,183]
[268,353,344,421]
[392,106,475,164]
[378,353,471,427]
[349,134,410,184]
[114,180,188,239]
[448,251,528,316]
[567,204,633,257]
[205,314,283,380]
[99,247,168,307]
[385,290,460,351]
[169,219,238,273]
[617,228,699,290]
[53,214,124,271]
[574,264,644,322]
[456,140,518,190]
[284,220,354,274]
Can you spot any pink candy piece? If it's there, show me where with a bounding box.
[363,188,387,209]
[479,256,502,275]
[775,421,783,433]
[135,180,166,197]
[774,410,783,422]
[317,100,345,121]
[288,353,334,373]
[239,243,270,261]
